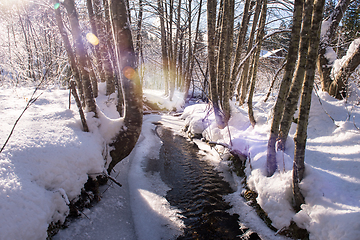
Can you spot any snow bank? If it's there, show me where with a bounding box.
[143,89,184,112]
[128,115,184,240]
[332,38,360,79]
[0,84,124,239]
[181,91,360,240]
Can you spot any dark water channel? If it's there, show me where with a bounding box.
[151,125,261,240]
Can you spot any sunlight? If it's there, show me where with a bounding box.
[86,33,99,46]
[138,188,184,230]
[0,0,30,9]
[123,66,136,80]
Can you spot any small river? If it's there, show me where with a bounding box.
[149,124,261,240]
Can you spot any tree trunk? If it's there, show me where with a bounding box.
[63,0,97,114]
[293,0,325,211]
[18,14,35,81]
[277,0,314,151]
[186,0,204,102]
[173,0,182,92]
[216,2,226,105]
[329,38,360,99]
[184,0,193,100]
[238,0,262,105]
[108,0,143,173]
[220,0,235,123]
[158,0,169,96]
[86,0,105,87]
[100,0,117,95]
[317,0,351,93]
[248,0,267,127]
[207,0,226,128]
[266,0,304,176]
[230,0,254,95]
[178,30,185,90]
[87,57,99,98]
[54,2,89,132]
[135,0,143,67]
[167,0,176,101]
[54,2,84,104]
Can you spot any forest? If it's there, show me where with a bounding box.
[0,0,359,239]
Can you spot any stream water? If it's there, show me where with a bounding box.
[150,125,261,240]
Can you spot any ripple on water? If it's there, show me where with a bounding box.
[154,126,261,240]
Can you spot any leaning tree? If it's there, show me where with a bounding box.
[54,0,143,174]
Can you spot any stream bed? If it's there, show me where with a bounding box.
[149,125,261,240]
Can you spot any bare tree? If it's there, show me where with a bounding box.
[238,0,263,105]
[158,0,169,96]
[317,0,351,97]
[266,0,304,176]
[217,0,235,122]
[207,0,226,128]
[230,0,254,95]
[248,0,267,127]
[292,0,325,211]
[63,0,97,114]
[107,0,143,173]
[276,0,315,152]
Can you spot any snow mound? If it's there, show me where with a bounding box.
[182,90,360,240]
[0,85,123,239]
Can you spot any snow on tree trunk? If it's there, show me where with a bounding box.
[329,38,360,99]
[317,0,351,94]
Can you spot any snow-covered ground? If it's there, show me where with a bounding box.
[183,87,360,240]
[1,83,359,239]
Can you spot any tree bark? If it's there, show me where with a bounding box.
[317,0,351,93]
[248,0,267,127]
[238,0,262,105]
[329,38,360,99]
[54,3,84,104]
[266,0,304,176]
[230,0,254,95]
[158,0,169,96]
[100,0,117,95]
[86,0,104,92]
[168,0,176,101]
[63,0,97,114]
[221,0,235,123]
[207,0,226,128]
[186,0,204,102]
[108,0,143,173]
[277,0,314,151]
[184,0,193,100]
[173,0,182,92]
[69,80,89,132]
[293,0,325,211]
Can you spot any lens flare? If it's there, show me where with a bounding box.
[54,3,60,9]
[86,33,99,46]
[123,66,136,80]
